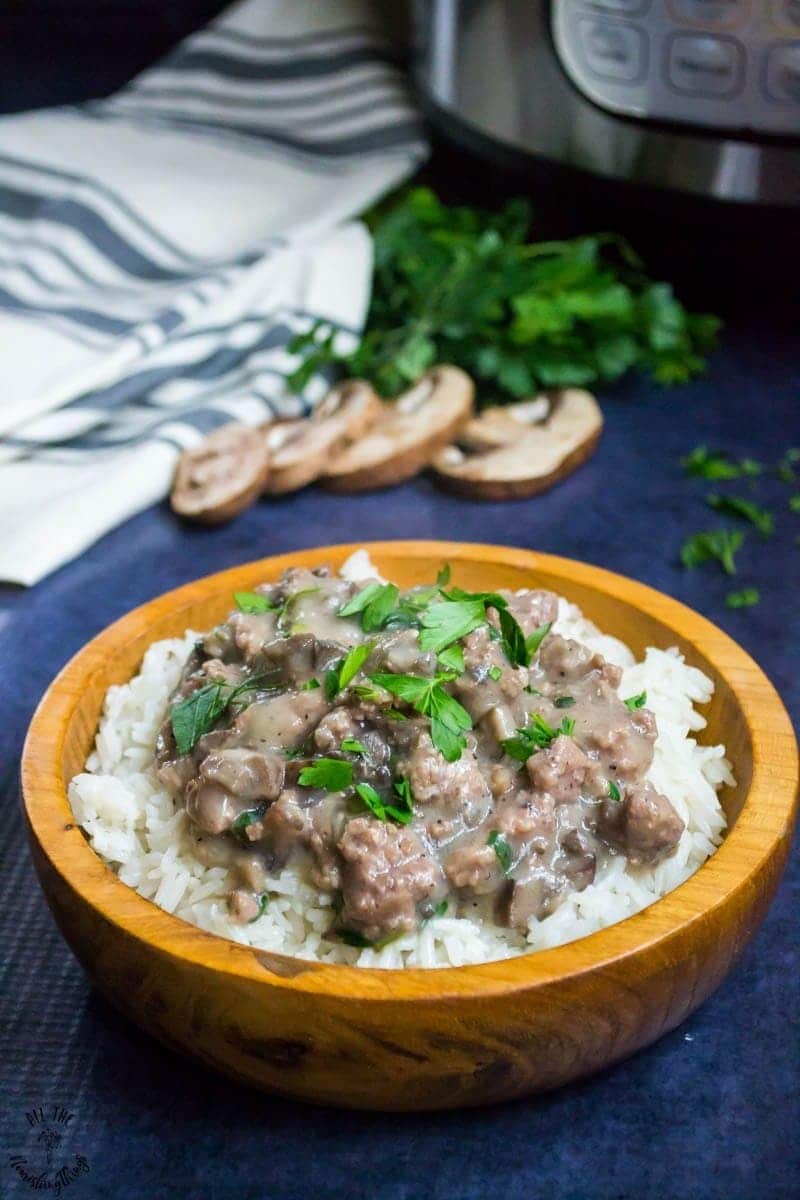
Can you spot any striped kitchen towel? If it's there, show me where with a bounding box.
[0,0,427,585]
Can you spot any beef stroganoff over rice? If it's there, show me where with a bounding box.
[70,551,732,968]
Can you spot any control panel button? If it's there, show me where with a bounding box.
[578,18,647,82]
[668,1,749,29]
[666,32,744,96]
[580,1,650,13]
[771,0,800,31]
[763,42,800,102]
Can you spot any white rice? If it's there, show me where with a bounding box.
[69,553,733,968]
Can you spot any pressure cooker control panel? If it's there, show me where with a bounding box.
[552,0,800,135]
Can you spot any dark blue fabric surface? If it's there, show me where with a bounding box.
[1,313,798,1200]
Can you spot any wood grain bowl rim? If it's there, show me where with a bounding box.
[21,541,799,1004]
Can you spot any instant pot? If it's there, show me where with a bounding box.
[413,1,800,209]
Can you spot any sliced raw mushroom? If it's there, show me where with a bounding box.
[262,379,381,495]
[322,365,474,493]
[455,394,553,451]
[170,423,270,524]
[431,388,603,501]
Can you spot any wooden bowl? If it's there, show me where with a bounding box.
[21,542,799,1111]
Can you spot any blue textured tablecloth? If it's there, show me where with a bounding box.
[1,310,798,1200]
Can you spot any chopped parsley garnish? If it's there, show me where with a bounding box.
[554,695,575,708]
[298,758,354,792]
[707,493,773,537]
[436,563,451,586]
[339,583,399,632]
[231,807,265,845]
[623,691,647,711]
[233,590,276,614]
[369,671,473,762]
[171,675,274,755]
[276,587,321,633]
[487,830,512,875]
[325,640,375,699]
[300,678,320,691]
[789,494,800,513]
[525,621,552,656]
[437,643,465,673]
[353,777,414,825]
[726,588,760,609]
[488,665,503,682]
[607,780,621,802]
[501,712,575,761]
[498,606,528,667]
[418,598,489,654]
[341,737,367,754]
[777,448,799,484]
[681,446,761,480]
[680,529,745,575]
[284,745,307,760]
[249,893,269,922]
[433,899,448,918]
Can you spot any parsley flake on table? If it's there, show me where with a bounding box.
[680,529,745,575]
[681,446,761,481]
[789,495,800,513]
[706,493,774,537]
[725,588,760,609]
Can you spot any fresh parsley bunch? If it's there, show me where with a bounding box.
[287,187,720,403]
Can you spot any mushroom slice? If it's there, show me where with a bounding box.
[262,379,380,495]
[322,365,475,493]
[432,388,603,501]
[457,395,553,451]
[171,422,270,524]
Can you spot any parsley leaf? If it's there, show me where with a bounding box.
[418,598,487,654]
[249,893,269,922]
[437,644,465,673]
[369,672,473,762]
[171,676,273,755]
[325,640,375,699]
[353,777,414,825]
[681,446,759,480]
[554,695,575,707]
[707,493,773,537]
[788,494,800,513]
[298,758,354,792]
[501,713,560,761]
[525,621,552,656]
[230,808,266,844]
[284,188,718,402]
[488,665,502,681]
[341,737,367,754]
[726,587,760,609]
[623,691,647,711]
[607,780,621,802]
[498,606,528,667]
[300,678,320,691]
[436,563,451,586]
[680,529,745,575]
[233,591,276,614]
[340,584,399,632]
[487,830,512,875]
